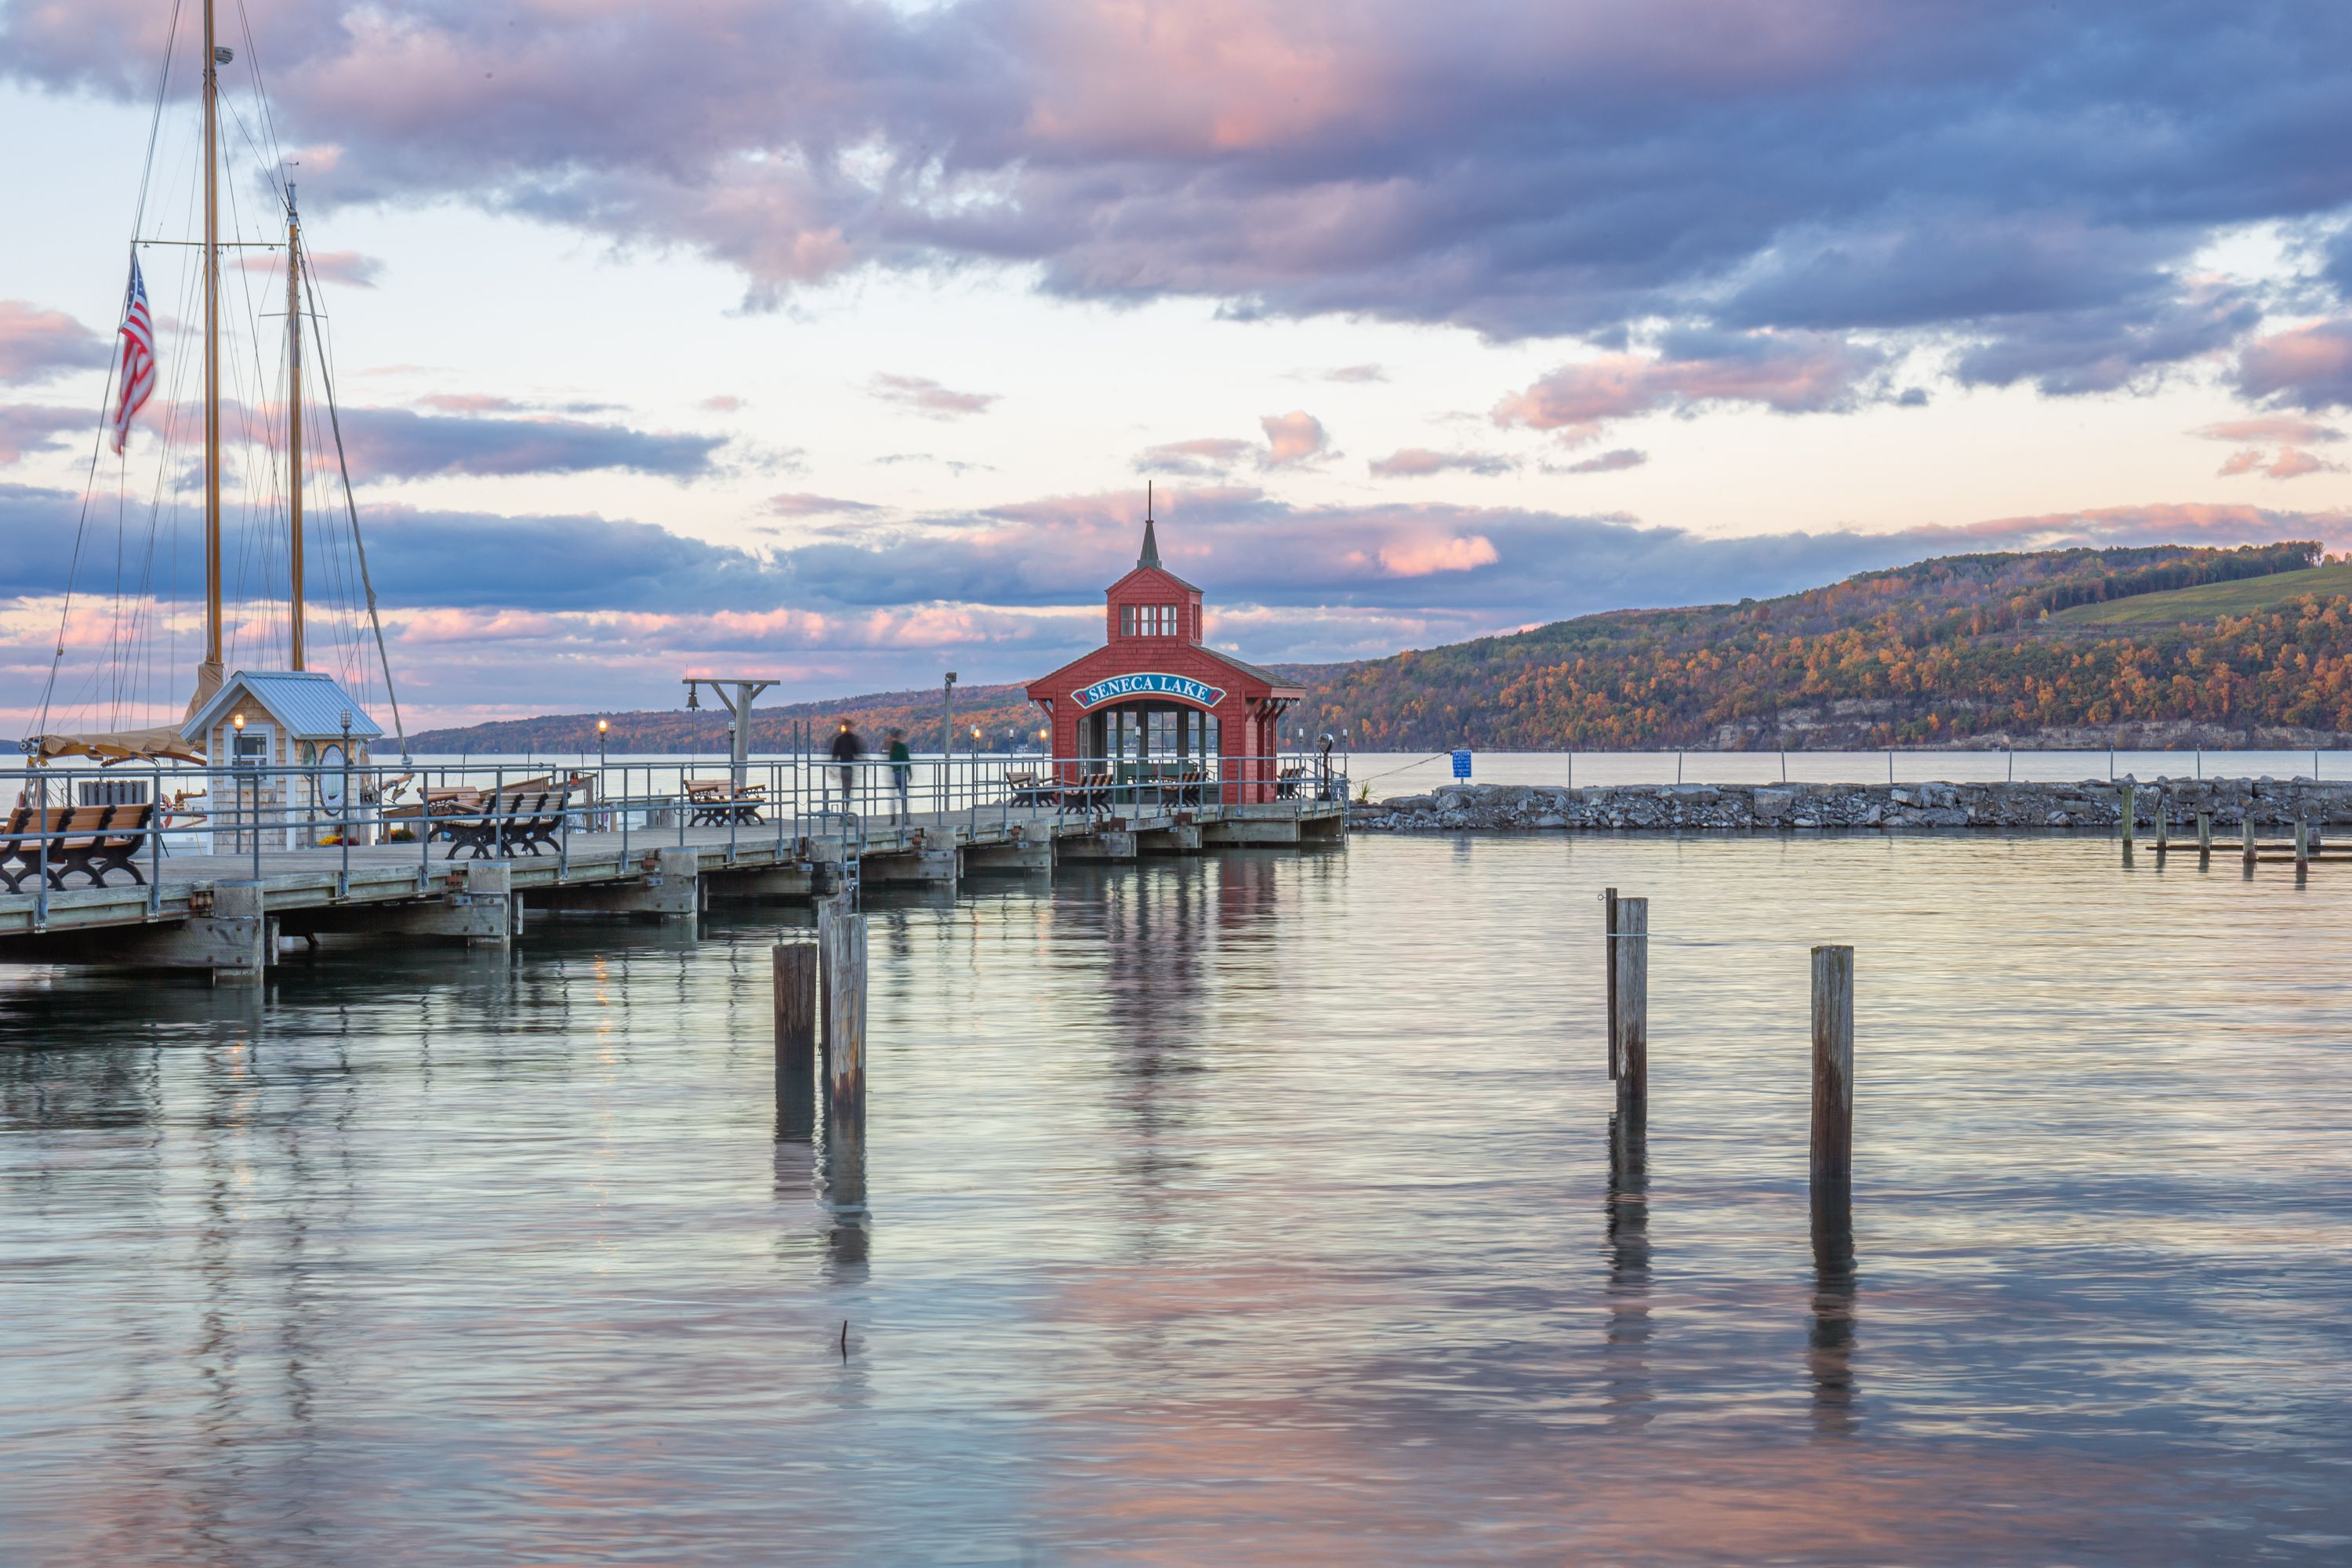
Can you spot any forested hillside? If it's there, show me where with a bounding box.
[412,541,2352,755]
[1293,541,2348,749]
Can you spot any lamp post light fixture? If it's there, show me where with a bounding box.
[597,717,609,766]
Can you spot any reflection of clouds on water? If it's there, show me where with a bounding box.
[2,836,2351,1562]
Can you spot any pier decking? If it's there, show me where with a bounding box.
[0,798,1345,979]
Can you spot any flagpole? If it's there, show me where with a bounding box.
[202,0,223,674]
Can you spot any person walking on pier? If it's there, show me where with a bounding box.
[887,728,913,824]
[829,720,865,815]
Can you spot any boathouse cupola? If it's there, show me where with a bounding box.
[1107,515,1205,644]
[1025,509,1304,804]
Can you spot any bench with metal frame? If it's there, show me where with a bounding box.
[445,784,572,859]
[0,802,156,891]
[684,778,765,826]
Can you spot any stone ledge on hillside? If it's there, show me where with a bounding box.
[1348,778,2352,833]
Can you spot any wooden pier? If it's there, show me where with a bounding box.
[0,798,1345,981]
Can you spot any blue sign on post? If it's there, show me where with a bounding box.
[1451,748,1472,780]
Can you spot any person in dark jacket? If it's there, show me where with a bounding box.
[829,720,863,811]
[887,728,913,823]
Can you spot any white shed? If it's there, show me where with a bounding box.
[182,670,384,847]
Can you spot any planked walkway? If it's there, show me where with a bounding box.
[0,800,1346,968]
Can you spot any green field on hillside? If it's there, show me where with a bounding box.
[2048,559,2352,626]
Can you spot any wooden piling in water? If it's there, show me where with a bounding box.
[1603,886,1620,1081]
[2154,793,2168,853]
[2296,814,2310,870]
[775,941,817,1137]
[818,898,869,1122]
[1613,897,1648,1101]
[1810,945,1855,1189]
[2119,782,2135,848]
[2197,811,2211,855]
[2244,809,2259,869]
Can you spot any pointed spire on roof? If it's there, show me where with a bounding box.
[1138,481,1162,569]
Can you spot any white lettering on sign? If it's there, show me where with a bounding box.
[1073,673,1228,710]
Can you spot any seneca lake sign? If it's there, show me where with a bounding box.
[1073,673,1227,710]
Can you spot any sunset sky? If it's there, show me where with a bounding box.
[6,1,2352,729]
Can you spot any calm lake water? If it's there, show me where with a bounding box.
[3,834,2349,1565]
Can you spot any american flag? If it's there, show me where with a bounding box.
[108,257,157,455]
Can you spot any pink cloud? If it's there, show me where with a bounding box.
[1559,447,1649,475]
[2214,445,2341,481]
[2190,415,2343,445]
[766,491,884,517]
[1260,410,1329,466]
[0,403,85,464]
[701,394,746,412]
[869,373,998,419]
[0,301,100,384]
[1376,535,1499,576]
[1139,437,1256,477]
[1368,448,1511,478]
[2237,320,2352,410]
[1496,332,1886,440]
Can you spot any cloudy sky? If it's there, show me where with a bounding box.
[6,0,2352,731]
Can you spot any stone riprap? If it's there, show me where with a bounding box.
[1350,778,2352,833]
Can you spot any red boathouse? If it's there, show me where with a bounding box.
[1027,511,1304,804]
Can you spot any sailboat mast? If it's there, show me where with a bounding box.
[286,187,304,670]
[201,0,223,669]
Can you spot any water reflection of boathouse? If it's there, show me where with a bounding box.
[1025,511,1305,804]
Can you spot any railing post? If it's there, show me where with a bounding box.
[150,764,164,917]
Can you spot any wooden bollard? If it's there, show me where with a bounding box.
[818,898,869,1121]
[2243,814,2259,869]
[2154,794,2167,853]
[1810,946,1855,1189]
[2119,782,2135,848]
[2295,815,2309,869]
[775,942,817,1138]
[2197,811,2211,855]
[1603,886,1620,1080]
[1613,897,1648,1101]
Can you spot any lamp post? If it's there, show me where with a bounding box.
[943,671,958,811]
[231,711,255,874]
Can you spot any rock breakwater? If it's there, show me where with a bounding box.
[1351,778,2352,833]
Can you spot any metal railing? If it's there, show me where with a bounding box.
[0,749,1345,929]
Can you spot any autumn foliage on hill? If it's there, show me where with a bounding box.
[1292,542,2342,749]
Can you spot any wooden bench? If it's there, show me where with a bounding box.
[0,803,155,892]
[445,784,572,859]
[1276,765,1306,800]
[1066,771,1114,812]
[1006,769,1057,807]
[684,778,765,826]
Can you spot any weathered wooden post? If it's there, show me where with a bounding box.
[775,940,817,1139]
[1810,945,1855,1191]
[2295,812,2310,870]
[2154,793,2168,854]
[815,893,871,1263]
[1613,897,1648,1102]
[1603,886,1620,1080]
[2119,782,2135,849]
[818,895,869,1123]
[2196,810,2211,855]
[2244,806,2259,869]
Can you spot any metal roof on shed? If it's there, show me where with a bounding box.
[180,670,386,743]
